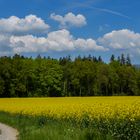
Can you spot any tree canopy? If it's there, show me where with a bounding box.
[0,54,139,97]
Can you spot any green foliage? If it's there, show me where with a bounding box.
[0,54,139,97]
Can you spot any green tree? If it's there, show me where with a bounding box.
[126,54,131,66]
[110,54,115,63]
[121,54,126,65]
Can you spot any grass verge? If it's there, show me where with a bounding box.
[0,112,112,140]
[0,112,140,140]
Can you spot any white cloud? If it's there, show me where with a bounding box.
[0,29,106,54]
[10,35,47,53]
[74,38,106,51]
[0,15,50,35]
[99,29,140,50]
[1,13,140,60]
[50,12,87,28]
[46,29,74,51]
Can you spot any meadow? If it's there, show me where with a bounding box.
[0,97,140,140]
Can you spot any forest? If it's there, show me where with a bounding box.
[0,54,140,97]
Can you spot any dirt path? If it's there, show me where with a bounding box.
[0,123,19,140]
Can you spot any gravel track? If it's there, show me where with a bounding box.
[0,123,18,140]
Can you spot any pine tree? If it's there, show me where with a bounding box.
[110,54,115,63]
[36,54,42,59]
[88,54,92,61]
[117,56,121,64]
[121,54,125,65]
[126,54,131,66]
[98,56,102,62]
[93,56,98,62]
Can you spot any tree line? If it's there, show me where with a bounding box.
[0,54,140,97]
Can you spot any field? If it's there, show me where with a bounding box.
[0,97,140,120]
[0,97,140,140]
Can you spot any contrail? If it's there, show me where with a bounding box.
[64,2,131,20]
[88,6,131,19]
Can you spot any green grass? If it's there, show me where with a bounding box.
[0,112,112,140]
[0,112,140,140]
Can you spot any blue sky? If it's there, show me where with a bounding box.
[0,0,140,63]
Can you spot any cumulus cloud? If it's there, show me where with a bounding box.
[50,12,87,28]
[0,34,12,54]
[0,29,106,54]
[1,13,140,59]
[0,15,50,35]
[74,38,106,51]
[99,29,140,50]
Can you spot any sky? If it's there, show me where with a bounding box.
[0,0,140,63]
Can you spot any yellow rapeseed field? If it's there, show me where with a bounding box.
[0,97,140,121]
